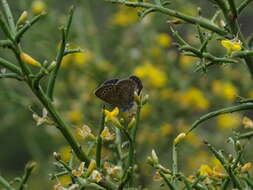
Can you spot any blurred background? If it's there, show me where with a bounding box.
[1,0,253,189]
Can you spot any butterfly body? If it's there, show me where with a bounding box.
[94,75,143,110]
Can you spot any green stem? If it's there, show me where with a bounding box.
[107,0,228,37]
[132,104,141,151]
[0,57,22,75]
[227,0,238,18]
[96,106,105,169]
[0,13,14,41]
[187,103,253,134]
[15,12,46,43]
[0,73,23,80]
[241,176,253,188]
[33,86,91,166]
[172,143,178,176]
[238,0,253,14]
[0,39,12,47]
[221,179,230,190]
[46,29,66,100]
[159,172,176,190]
[0,175,15,190]
[18,163,36,190]
[47,7,74,100]
[1,0,16,36]
[118,129,134,190]
[238,131,253,139]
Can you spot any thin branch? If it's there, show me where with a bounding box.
[64,48,82,56]
[238,0,253,14]
[0,13,14,41]
[0,175,15,190]
[1,0,16,36]
[227,0,238,18]
[18,162,36,190]
[47,7,74,100]
[107,0,229,37]
[15,12,46,43]
[187,103,253,134]
[0,73,23,80]
[0,57,22,75]
[96,106,105,169]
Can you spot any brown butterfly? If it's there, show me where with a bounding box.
[94,75,143,110]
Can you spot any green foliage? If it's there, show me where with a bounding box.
[1,0,253,189]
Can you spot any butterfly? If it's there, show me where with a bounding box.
[94,75,143,111]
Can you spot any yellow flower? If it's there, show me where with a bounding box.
[221,39,242,54]
[160,89,173,100]
[134,61,168,88]
[241,162,252,173]
[75,125,95,140]
[100,127,115,141]
[217,113,241,130]
[177,88,209,111]
[103,162,122,179]
[248,90,253,98]
[242,116,253,129]
[179,55,197,69]
[148,46,162,58]
[104,107,122,128]
[155,33,172,48]
[186,132,202,147]
[89,170,102,183]
[199,164,213,176]
[104,107,119,122]
[20,52,40,67]
[140,104,152,119]
[59,146,72,162]
[62,50,93,68]
[200,161,226,178]
[160,123,173,136]
[58,175,71,186]
[111,6,138,27]
[67,110,83,124]
[73,51,93,67]
[31,0,46,15]
[153,171,163,182]
[212,80,238,101]
[72,162,85,177]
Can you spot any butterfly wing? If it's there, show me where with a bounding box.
[94,85,119,105]
[102,78,119,85]
[129,75,143,95]
[115,79,137,107]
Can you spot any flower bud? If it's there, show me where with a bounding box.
[20,52,41,67]
[142,94,149,105]
[235,141,241,151]
[111,117,123,129]
[25,161,36,171]
[174,133,186,145]
[151,149,159,165]
[47,61,57,72]
[31,0,46,15]
[134,91,141,105]
[53,152,61,161]
[85,159,97,177]
[17,11,28,26]
[228,154,233,163]
[128,117,136,129]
